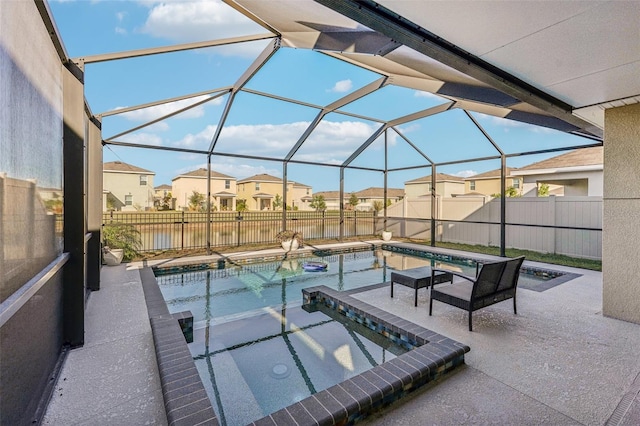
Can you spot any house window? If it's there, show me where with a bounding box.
[125,194,133,206]
[306,189,310,195]
[225,180,230,190]
[513,178,520,189]
[470,181,476,191]
[255,182,260,191]
[140,175,147,186]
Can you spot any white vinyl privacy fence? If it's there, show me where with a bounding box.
[386,196,602,260]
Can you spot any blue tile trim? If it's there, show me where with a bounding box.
[249,285,470,425]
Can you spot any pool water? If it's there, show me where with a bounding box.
[155,249,552,424]
[156,250,549,324]
[188,303,409,425]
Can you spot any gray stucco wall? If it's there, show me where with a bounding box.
[603,103,640,325]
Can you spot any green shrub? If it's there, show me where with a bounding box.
[103,223,142,261]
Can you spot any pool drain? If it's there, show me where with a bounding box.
[270,363,291,379]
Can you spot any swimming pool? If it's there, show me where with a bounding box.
[155,249,554,325]
[189,302,411,425]
[154,248,561,424]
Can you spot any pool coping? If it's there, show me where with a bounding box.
[247,285,469,425]
[141,262,470,426]
[139,268,219,426]
[382,243,582,292]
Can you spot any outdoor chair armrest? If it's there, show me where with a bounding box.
[431,268,475,283]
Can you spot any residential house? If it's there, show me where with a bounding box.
[291,181,313,211]
[404,173,465,198]
[236,174,312,211]
[464,167,522,197]
[515,146,603,197]
[172,168,236,211]
[353,187,404,211]
[153,184,173,209]
[313,188,405,211]
[103,161,155,211]
[312,191,342,210]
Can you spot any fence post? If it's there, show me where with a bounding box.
[353,210,357,237]
[236,213,242,247]
[181,210,185,250]
[550,195,557,255]
[322,210,325,239]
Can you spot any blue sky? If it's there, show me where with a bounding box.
[49,0,593,192]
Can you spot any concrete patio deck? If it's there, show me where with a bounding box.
[43,242,640,425]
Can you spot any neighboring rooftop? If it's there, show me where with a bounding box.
[518,146,603,171]
[238,173,283,183]
[103,161,154,174]
[355,187,404,198]
[466,167,520,180]
[173,168,235,180]
[405,173,465,184]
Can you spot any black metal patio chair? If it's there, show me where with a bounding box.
[429,256,525,331]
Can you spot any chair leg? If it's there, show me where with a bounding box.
[468,311,473,331]
[414,289,418,307]
[390,282,394,298]
[513,294,517,315]
[429,296,433,316]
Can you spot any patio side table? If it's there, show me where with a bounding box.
[390,266,453,307]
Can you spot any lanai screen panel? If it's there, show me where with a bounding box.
[102,92,230,149]
[395,109,500,165]
[337,85,448,122]
[467,112,599,156]
[290,112,382,166]
[243,48,382,107]
[212,91,320,159]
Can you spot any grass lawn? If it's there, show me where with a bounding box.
[136,236,601,271]
[428,241,602,271]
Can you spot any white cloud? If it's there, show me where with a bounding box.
[453,170,477,178]
[115,27,127,35]
[139,0,267,57]
[113,95,221,122]
[396,123,420,134]
[175,125,217,148]
[171,120,380,164]
[476,112,554,134]
[414,90,442,100]
[214,163,279,180]
[119,132,163,146]
[329,79,353,93]
[116,11,126,22]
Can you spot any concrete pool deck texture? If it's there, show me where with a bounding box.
[43,241,640,425]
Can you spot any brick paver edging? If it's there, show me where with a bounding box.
[139,268,218,426]
[248,285,470,425]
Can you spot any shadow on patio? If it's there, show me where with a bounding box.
[44,242,640,425]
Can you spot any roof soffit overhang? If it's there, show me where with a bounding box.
[228,0,603,140]
[311,0,603,139]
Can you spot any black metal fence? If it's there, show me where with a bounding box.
[102,210,377,252]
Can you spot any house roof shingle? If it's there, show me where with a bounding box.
[313,191,341,199]
[517,146,603,171]
[466,167,519,180]
[237,173,281,183]
[103,161,154,174]
[314,188,404,199]
[354,187,404,198]
[173,168,234,180]
[405,173,464,184]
